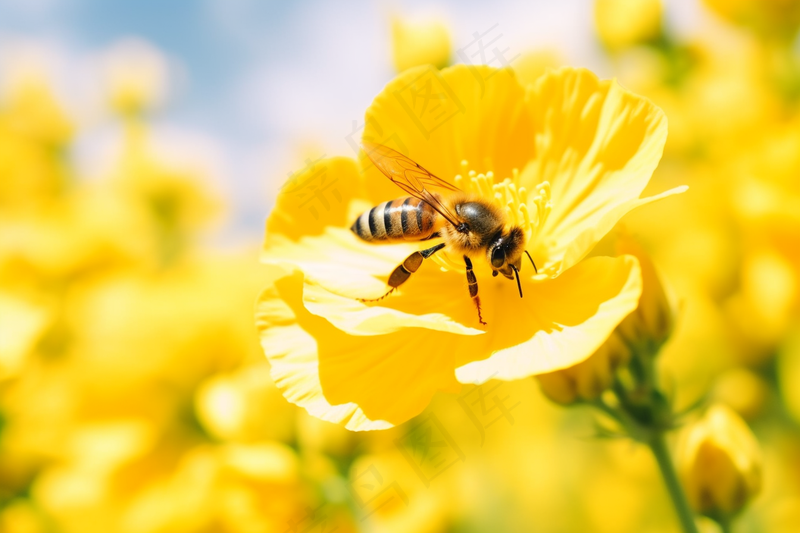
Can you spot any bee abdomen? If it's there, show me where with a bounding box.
[351,197,436,242]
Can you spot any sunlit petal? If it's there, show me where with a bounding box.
[520,68,669,272]
[456,255,642,382]
[256,265,461,431]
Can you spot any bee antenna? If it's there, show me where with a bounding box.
[511,264,523,298]
[524,250,538,273]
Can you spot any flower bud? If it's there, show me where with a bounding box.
[537,332,631,404]
[615,238,674,355]
[537,240,674,405]
[391,15,451,73]
[594,0,664,52]
[677,404,762,518]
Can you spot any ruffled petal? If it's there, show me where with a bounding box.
[255,265,460,431]
[520,68,670,272]
[362,64,533,204]
[455,255,643,383]
[263,228,483,336]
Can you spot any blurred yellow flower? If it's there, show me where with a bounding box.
[677,404,762,519]
[595,0,664,52]
[391,15,451,72]
[257,65,685,430]
[0,294,49,380]
[0,78,72,212]
[350,451,452,533]
[0,499,47,533]
[103,39,170,116]
[195,362,296,443]
[703,0,800,38]
[712,367,768,420]
[537,238,673,404]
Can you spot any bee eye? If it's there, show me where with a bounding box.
[491,247,505,268]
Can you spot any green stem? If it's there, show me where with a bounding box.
[648,432,699,533]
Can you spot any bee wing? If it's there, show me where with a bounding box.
[362,141,461,227]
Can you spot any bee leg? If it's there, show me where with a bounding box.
[463,256,487,326]
[357,243,446,303]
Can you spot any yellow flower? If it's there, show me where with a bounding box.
[702,0,800,38]
[712,367,769,420]
[0,499,48,533]
[349,451,452,533]
[102,39,169,116]
[194,363,296,443]
[256,65,685,430]
[391,15,452,73]
[595,0,664,52]
[0,294,49,380]
[0,78,73,212]
[677,404,762,519]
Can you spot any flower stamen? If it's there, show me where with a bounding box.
[435,161,552,275]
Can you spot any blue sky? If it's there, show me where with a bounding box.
[0,0,704,239]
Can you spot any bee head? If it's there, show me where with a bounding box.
[488,226,525,281]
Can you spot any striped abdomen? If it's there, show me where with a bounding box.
[351,197,438,242]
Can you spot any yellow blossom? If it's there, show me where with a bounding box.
[256,65,685,430]
[702,0,800,38]
[195,362,296,443]
[677,404,762,518]
[0,499,48,533]
[103,39,170,116]
[0,78,73,213]
[595,0,664,52]
[391,15,452,72]
[712,367,768,420]
[0,294,49,380]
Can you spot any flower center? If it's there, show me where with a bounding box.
[431,160,552,275]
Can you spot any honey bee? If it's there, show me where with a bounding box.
[351,142,537,325]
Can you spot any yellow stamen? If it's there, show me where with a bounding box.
[433,161,552,276]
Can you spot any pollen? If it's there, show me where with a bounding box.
[453,160,552,248]
[433,160,553,275]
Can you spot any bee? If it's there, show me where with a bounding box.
[351,142,537,325]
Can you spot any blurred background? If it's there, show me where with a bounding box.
[1,0,800,532]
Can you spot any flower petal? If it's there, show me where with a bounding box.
[266,157,365,242]
[521,68,669,272]
[561,185,688,270]
[263,228,484,336]
[455,255,643,383]
[362,64,533,204]
[256,264,461,431]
